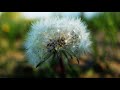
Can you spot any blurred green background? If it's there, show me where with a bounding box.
[0,12,120,78]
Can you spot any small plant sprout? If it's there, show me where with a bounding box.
[24,17,92,77]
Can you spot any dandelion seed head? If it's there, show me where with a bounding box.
[24,17,92,67]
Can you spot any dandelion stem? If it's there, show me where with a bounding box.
[57,51,66,78]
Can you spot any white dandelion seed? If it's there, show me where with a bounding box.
[24,17,92,67]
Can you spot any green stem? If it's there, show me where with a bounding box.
[56,51,66,78]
